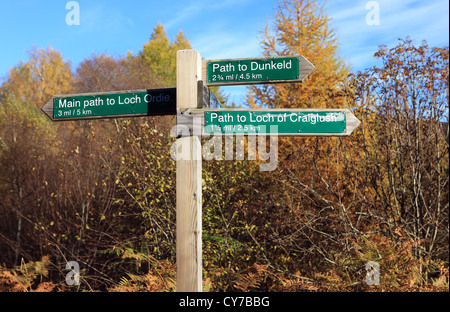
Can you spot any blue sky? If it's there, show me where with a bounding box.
[0,0,448,105]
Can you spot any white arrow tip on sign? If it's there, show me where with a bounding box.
[346,110,361,135]
[298,55,316,80]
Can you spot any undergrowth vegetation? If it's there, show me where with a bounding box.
[0,0,448,292]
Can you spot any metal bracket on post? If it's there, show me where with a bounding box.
[197,81,223,109]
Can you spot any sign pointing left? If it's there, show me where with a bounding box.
[41,88,176,121]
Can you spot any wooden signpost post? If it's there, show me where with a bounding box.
[175,50,203,292]
[42,49,360,293]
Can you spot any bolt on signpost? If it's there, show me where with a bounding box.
[42,48,360,293]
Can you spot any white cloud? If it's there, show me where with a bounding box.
[69,3,135,36]
[326,0,449,71]
[164,0,258,31]
[163,1,202,30]
[191,31,262,60]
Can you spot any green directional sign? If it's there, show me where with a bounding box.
[189,109,361,136]
[205,110,346,134]
[204,55,315,86]
[42,88,176,121]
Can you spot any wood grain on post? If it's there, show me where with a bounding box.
[176,50,203,292]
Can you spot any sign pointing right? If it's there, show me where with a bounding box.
[177,108,361,137]
[203,55,315,86]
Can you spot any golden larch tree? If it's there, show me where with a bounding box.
[248,0,350,110]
